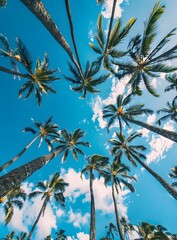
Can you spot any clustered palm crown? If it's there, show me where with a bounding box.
[109,132,147,167]
[0,35,60,106]
[55,128,91,163]
[103,93,153,131]
[29,172,68,209]
[63,61,110,98]
[89,14,136,72]
[2,186,26,225]
[114,1,177,97]
[24,116,60,151]
[165,73,177,92]
[156,97,177,125]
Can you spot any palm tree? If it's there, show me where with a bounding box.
[64,0,82,73]
[81,154,109,240]
[0,34,20,72]
[55,128,91,162]
[0,128,89,199]
[109,131,177,200]
[134,222,170,240]
[20,0,82,77]
[0,231,16,240]
[0,116,60,172]
[165,73,177,92]
[27,172,68,240]
[105,222,118,240]
[0,0,7,8]
[17,51,60,106]
[89,13,136,72]
[0,186,26,225]
[61,61,110,98]
[101,158,136,240]
[103,93,177,142]
[55,229,67,240]
[156,97,177,125]
[114,1,177,96]
[169,166,177,187]
[120,217,134,240]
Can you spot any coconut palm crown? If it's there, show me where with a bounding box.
[165,73,177,92]
[1,186,26,225]
[89,14,136,73]
[55,128,91,163]
[62,61,110,98]
[103,93,153,131]
[156,97,177,125]
[114,1,177,97]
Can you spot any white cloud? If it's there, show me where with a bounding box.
[67,208,90,228]
[91,76,130,129]
[63,168,130,218]
[146,121,174,165]
[101,0,124,18]
[77,232,89,240]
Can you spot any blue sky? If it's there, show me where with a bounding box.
[0,0,177,239]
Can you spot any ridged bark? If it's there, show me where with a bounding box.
[129,118,177,143]
[27,197,48,240]
[112,182,125,240]
[132,153,177,200]
[20,0,82,77]
[0,135,40,172]
[89,169,96,240]
[0,149,62,198]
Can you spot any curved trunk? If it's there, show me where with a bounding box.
[20,0,82,77]
[112,182,125,240]
[27,197,48,240]
[64,0,82,73]
[89,169,96,240]
[0,135,40,173]
[0,148,62,198]
[105,0,117,52]
[0,65,30,79]
[129,118,177,143]
[132,152,177,200]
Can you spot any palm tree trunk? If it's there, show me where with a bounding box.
[105,0,117,52]
[89,169,96,240]
[0,148,62,198]
[112,182,125,240]
[0,65,30,79]
[131,152,177,200]
[0,135,40,173]
[128,118,177,143]
[27,197,48,240]
[64,0,82,73]
[20,0,83,77]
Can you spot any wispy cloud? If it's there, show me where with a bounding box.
[101,0,124,18]
[67,208,90,229]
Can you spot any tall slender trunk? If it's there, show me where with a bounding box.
[20,0,83,77]
[105,0,117,52]
[89,169,96,240]
[0,148,62,198]
[27,197,48,240]
[0,65,30,79]
[64,0,82,73]
[0,135,40,173]
[131,152,177,200]
[112,182,125,240]
[128,118,177,143]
